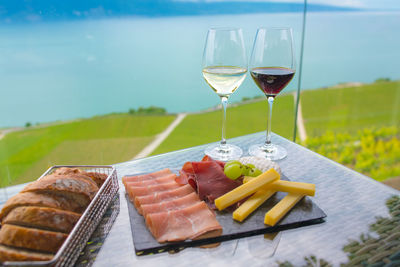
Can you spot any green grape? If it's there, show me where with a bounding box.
[253,169,262,177]
[246,163,255,169]
[242,166,250,176]
[224,160,242,169]
[224,164,242,180]
[248,168,262,177]
[247,169,256,177]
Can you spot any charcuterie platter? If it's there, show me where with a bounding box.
[124,156,326,256]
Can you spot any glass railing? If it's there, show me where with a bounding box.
[297,2,400,186]
[0,1,399,189]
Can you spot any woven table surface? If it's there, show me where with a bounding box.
[2,132,398,267]
[86,132,399,267]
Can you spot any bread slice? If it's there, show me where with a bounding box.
[0,244,53,262]
[53,167,82,176]
[21,174,98,208]
[0,224,67,254]
[53,167,108,188]
[3,206,80,233]
[52,168,99,186]
[0,192,84,223]
[85,172,108,187]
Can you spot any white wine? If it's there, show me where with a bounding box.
[202,66,247,97]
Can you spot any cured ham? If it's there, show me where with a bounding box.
[193,161,241,208]
[175,156,224,186]
[123,167,223,245]
[125,174,177,187]
[175,162,195,186]
[134,184,195,213]
[126,182,181,200]
[177,159,241,209]
[141,192,200,218]
[201,155,225,168]
[145,201,222,243]
[122,168,172,186]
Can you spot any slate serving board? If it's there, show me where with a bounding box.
[126,174,326,256]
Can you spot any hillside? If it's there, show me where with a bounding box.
[0,80,398,186]
[0,114,175,186]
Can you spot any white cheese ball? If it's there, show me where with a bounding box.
[239,156,282,175]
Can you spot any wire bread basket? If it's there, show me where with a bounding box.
[2,165,119,267]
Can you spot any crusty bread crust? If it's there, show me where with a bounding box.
[39,173,98,198]
[21,174,98,207]
[53,167,107,188]
[0,192,84,223]
[3,207,80,233]
[85,172,108,187]
[51,168,100,187]
[0,224,68,253]
[0,244,53,262]
[53,167,82,176]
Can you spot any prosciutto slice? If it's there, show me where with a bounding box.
[178,160,240,209]
[175,156,224,186]
[126,174,177,187]
[145,201,222,243]
[126,182,181,200]
[201,155,225,168]
[122,168,172,186]
[175,162,195,185]
[141,192,200,218]
[134,184,195,214]
[123,168,223,244]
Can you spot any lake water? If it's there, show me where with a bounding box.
[0,11,399,127]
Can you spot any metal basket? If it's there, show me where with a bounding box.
[2,165,119,267]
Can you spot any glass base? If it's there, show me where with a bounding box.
[248,143,287,161]
[246,232,281,259]
[205,143,243,161]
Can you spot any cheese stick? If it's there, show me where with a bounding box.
[264,193,304,226]
[271,180,315,196]
[215,168,280,211]
[243,177,315,196]
[233,189,275,222]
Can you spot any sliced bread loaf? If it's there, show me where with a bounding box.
[85,172,108,187]
[0,224,68,253]
[53,167,82,176]
[51,168,99,187]
[53,167,107,187]
[0,244,54,262]
[0,192,84,223]
[3,206,80,233]
[21,174,98,208]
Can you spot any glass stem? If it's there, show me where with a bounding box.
[265,96,274,146]
[220,96,228,146]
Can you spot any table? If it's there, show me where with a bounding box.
[82,132,399,267]
[3,132,399,266]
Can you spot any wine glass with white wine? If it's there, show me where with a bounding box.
[202,27,247,161]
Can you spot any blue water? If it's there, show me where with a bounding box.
[0,11,399,127]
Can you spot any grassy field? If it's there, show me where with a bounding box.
[0,81,399,186]
[300,81,400,182]
[0,114,175,186]
[151,94,295,155]
[304,126,400,181]
[301,81,400,137]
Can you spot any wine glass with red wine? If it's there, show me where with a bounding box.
[202,27,247,161]
[248,27,296,160]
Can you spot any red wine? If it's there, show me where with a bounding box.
[250,67,295,97]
